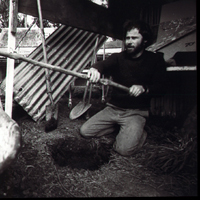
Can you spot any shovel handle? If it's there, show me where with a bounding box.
[99,78,129,93]
[88,83,93,104]
[83,80,90,102]
[0,51,130,93]
[37,0,55,106]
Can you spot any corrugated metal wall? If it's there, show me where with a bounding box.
[1,25,107,121]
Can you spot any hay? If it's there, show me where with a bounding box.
[136,115,197,175]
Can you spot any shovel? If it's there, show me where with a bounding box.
[37,0,58,132]
[0,51,130,94]
[69,80,92,120]
[69,37,99,120]
[68,82,73,109]
[84,82,93,119]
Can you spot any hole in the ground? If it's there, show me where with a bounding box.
[49,138,112,171]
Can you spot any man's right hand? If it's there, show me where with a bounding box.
[87,67,100,83]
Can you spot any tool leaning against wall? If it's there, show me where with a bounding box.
[37,0,58,132]
[69,37,99,120]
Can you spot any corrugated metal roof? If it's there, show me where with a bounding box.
[1,25,107,121]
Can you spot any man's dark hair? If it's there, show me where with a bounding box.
[123,20,153,47]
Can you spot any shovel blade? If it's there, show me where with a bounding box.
[69,101,92,120]
[46,104,58,121]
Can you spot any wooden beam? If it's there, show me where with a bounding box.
[18,0,121,39]
[5,0,18,117]
[18,0,180,39]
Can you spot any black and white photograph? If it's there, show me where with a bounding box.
[0,0,197,197]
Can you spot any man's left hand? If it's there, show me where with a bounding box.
[129,85,145,97]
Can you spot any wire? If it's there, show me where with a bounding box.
[15,18,38,50]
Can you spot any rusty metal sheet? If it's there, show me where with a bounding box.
[1,25,107,121]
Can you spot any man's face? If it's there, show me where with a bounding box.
[125,28,145,55]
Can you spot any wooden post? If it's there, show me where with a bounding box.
[24,14,27,28]
[103,43,105,60]
[5,0,18,117]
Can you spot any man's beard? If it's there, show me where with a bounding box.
[125,41,145,56]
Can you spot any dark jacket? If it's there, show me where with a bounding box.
[92,50,166,109]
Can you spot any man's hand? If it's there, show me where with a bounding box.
[87,67,100,83]
[129,85,145,97]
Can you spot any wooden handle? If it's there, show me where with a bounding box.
[99,78,129,92]
[0,51,88,79]
[0,51,130,93]
[37,0,54,106]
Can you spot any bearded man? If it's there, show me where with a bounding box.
[80,20,166,156]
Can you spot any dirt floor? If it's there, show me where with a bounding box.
[0,88,197,197]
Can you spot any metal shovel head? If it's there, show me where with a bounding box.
[45,103,58,121]
[69,101,92,120]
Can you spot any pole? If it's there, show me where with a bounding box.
[37,0,54,106]
[0,50,129,93]
[5,0,18,117]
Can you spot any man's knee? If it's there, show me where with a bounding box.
[114,144,143,156]
[80,124,89,137]
[113,143,133,156]
[115,147,131,156]
[113,131,147,156]
[80,123,97,138]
